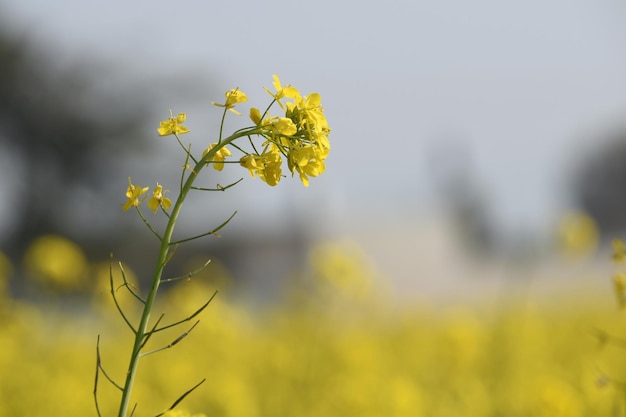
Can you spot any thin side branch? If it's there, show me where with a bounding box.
[161,243,179,269]
[155,379,207,417]
[170,211,237,245]
[135,206,163,241]
[119,261,146,304]
[191,177,244,192]
[139,313,166,351]
[94,335,103,417]
[153,291,217,334]
[94,335,124,394]
[109,256,137,334]
[174,134,198,164]
[141,321,200,357]
[162,259,212,284]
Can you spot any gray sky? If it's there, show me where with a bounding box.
[3,0,626,242]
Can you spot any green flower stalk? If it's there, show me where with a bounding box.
[94,75,331,417]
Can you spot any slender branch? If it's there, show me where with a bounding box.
[119,262,146,304]
[248,135,261,155]
[155,379,207,417]
[94,335,104,417]
[135,206,163,241]
[162,258,212,284]
[218,107,228,143]
[191,177,244,192]
[229,141,247,155]
[109,256,137,334]
[174,134,198,164]
[170,211,237,245]
[97,344,124,390]
[139,313,165,351]
[162,244,179,269]
[141,321,200,357]
[152,292,217,334]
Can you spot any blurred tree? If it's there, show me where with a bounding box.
[573,131,626,237]
[0,27,150,257]
[427,137,495,257]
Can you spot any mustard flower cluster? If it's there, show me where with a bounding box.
[123,75,331,212]
[245,75,331,187]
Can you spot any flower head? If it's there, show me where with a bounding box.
[123,177,149,211]
[147,183,172,213]
[157,110,190,136]
[212,88,248,115]
[202,143,232,171]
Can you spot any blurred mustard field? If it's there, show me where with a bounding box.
[1,234,626,417]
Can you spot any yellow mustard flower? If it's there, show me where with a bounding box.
[212,88,248,115]
[287,92,331,141]
[271,117,298,136]
[240,145,283,186]
[202,143,232,171]
[266,74,300,101]
[157,110,190,136]
[123,177,149,211]
[147,183,172,212]
[249,107,297,136]
[288,145,326,187]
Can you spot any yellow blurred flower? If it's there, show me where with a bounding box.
[158,110,190,136]
[22,235,88,290]
[613,239,626,263]
[557,212,599,257]
[531,376,583,417]
[309,239,374,299]
[147,182,172,212]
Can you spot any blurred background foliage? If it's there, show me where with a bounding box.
[0,237,623,416]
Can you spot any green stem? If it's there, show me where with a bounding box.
[116,126,262,417]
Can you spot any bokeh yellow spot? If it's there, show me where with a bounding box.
[557,212,599,257]
[22,234,88,290]
[309,239,374,299]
